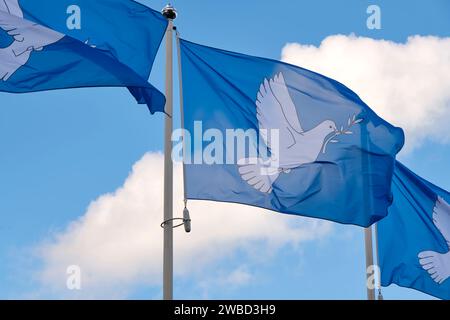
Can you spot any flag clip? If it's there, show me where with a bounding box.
[160,200,191,233]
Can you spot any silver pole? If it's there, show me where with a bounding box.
[162,4,177,301]
[374,223,384,300]
[364,227,376,300]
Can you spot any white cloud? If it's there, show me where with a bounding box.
[282,35,450,152]
[194,266,255,299]
[35,153,332,298]
[220,267,254,287]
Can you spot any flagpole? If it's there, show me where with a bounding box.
[162,4,177,301]
[364,226,376,300]
[374,223,384,300]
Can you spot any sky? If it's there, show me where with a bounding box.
[0,0,449,299]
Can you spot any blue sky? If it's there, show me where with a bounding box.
[0,0,449,299]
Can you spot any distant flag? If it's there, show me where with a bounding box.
[179,39,404,227]
[0,0,167,113]
[378,161,450,300]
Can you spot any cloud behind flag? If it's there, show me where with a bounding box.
[0,0,167,113]
[378,161,450,300]
[179,39,404,227]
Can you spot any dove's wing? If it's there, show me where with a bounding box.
[0,2,28,44]
[433,196,450,248]
[0,0,23,18]
[0,9,64,55]
[256,72,303,155]
[0,0,24,40]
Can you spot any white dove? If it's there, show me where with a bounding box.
[0,0,63,81]
[238,72,338,193]
[418,196,450,285]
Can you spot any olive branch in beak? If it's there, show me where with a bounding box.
[322,114,363,154]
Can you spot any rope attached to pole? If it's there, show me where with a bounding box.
[160,26,191,233]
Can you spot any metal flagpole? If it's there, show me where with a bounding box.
[364,226,376,300]
[162,4,177,301]
[374,223,384,300]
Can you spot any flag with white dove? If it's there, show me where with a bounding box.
[179,39,405,227]
[378,161,450,300]
[0,0,167,113]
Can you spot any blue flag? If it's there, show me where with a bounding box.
[0,0,167,113]
[378,161,450,299]
[179,39,404,227]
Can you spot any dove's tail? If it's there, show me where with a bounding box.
[418,250,450,284]
[238,158,280,194]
